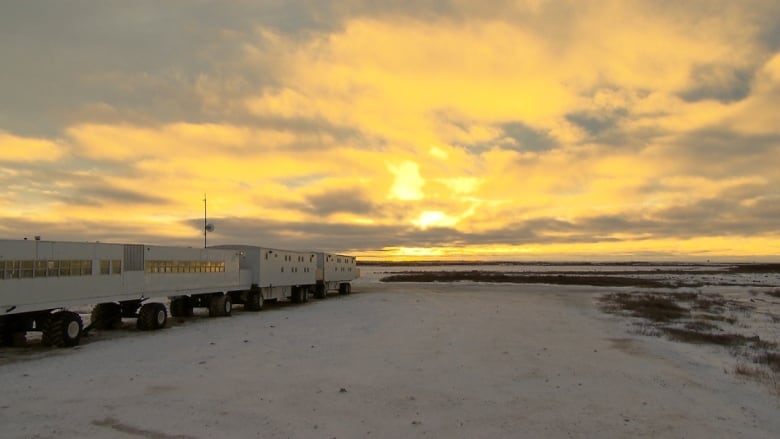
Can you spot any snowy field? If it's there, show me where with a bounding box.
[1,265,779,438]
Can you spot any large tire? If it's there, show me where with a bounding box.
[41,311,83,347]
[245,290,263,312]
[90,303,122,330]
[338,283,352,295]
[209,294,232,317]
[137,303,167,330]
[291,287,302,303]
[1,316,31,347]
[170,297,194,317]
[314,284,327,299]
[0,317,13,347]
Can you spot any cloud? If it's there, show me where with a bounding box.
[0,131,66,162]
[680,64,752,103]
[1,1,779,259]
[300,189,376,216]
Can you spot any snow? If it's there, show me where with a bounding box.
[1,267,779,438]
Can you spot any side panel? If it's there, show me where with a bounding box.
[317,253,359,282]
[257,248,317,288]
[212,245,261,285]
[1,240,128,315]
[214,245,317,289]
[0,240,256,315]
[142,246,248,296]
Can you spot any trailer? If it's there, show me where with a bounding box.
[140,244,249,319]
[314,253,359,298]
[0,239,246,347]
[213,245,318,307]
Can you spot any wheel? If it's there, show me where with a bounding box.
[291,287,302,303]
[209,294,232,317]
[0,317,13,346]
[314,284,326,299]
[1,316,31,347]
[170,297,194,317]
[90,303,122,330]
[41,311,83,347]
[137,303,167,330]
[245,290,264,311]
[338,283,352,295]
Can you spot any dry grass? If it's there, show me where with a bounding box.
[683,320,721,332]
[728,263,780,273]
[692,297,727,312]
[661,328,762,346]
[599,290,779,395]
[734,362,780,395]
[381,271,670,288]
[694,313,738,325]
[753,351,780,373]
[601,293,690,322]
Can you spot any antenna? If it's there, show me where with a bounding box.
[203,194,215,248]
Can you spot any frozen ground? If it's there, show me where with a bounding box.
[1,266,779,438]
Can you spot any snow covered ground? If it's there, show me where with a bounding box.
[1,266,779,438]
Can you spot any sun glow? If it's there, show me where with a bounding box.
[413,211,458,230]
[387,161,425,201]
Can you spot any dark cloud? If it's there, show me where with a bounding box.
[554,192,780,242]
[3,187,778,255]
[302,189,376,216]
[0,0,584,138]
[183,216,406,252]
[0,1,337,137]
[680,64,752,103]
[668,129,780,177]
[648,196,780,237]
[64,186,168,208]
[0,161,168,208]
[565,111,625,137]
[499,122,558,152]
[276,188,377,217]
[182,215,607,254]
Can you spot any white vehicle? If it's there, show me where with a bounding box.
[314,253,359,298]
[140,244,248,319]
[213,245,318,307]
[0,239,246,346]
[1,238,359,348]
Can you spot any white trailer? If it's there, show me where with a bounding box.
[314,253,359,298]
[213,245,318,307]
[0,239,246,347]
[139,244,249,319]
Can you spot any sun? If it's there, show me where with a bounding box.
[413,211,458,229]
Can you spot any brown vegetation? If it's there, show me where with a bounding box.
[600,293,690,321]
[381,271,670,288]
[599,290,779,394]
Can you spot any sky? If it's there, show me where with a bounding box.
[1,0,779,261]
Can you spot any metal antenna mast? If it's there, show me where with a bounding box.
[203,193,214,248]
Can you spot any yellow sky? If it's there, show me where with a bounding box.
[0,1,779,260]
